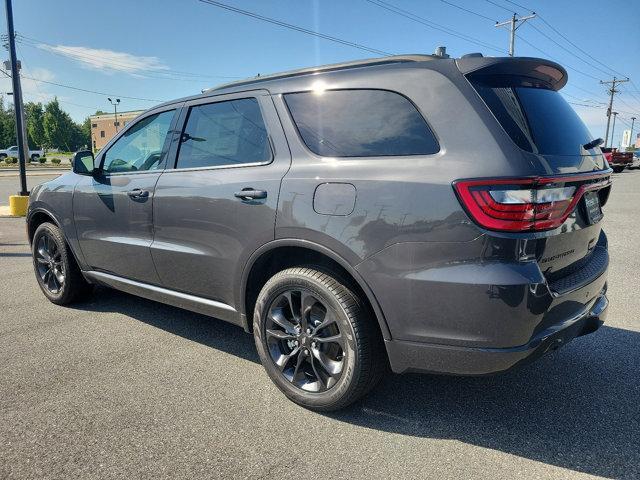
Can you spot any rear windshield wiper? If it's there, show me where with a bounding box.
[583,138,604,150]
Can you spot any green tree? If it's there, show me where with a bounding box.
[0,96,16,148]
[25,101,45,149]
[43,97,74,150]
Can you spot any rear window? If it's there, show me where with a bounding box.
[284,89,439,157]
[470,80,593,155]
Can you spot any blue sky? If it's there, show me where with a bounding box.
[1,0,639,145]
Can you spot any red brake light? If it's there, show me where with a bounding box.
[453,172,611,232]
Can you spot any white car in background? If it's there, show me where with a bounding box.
[0,145,44,161]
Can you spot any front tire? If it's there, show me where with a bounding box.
[32,222,92,305]
[253,267,385,411]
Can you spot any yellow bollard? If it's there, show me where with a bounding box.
[8,195,29,216]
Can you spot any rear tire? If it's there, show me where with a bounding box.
[253,267,385,411]
[31,154,40,162]
[32,222,93,305]
[612,166,625,173]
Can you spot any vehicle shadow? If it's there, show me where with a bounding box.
[331,325,640,479]
[73,288,638,478]
[73,287,260,364]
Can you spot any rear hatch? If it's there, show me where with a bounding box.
[456,57,611,287]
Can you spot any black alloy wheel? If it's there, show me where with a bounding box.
[34,232,65,294]
[265,288,346,392]
[31,222,93,305]
[253,267,385,411]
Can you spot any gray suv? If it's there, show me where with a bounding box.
[27,54,611,411]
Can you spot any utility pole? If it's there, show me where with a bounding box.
[4,0,29,196]
[495,12,536,57]
[630,117,636,149]
[600,77,629,148]
[108,97,120,132]
[611,112,618,149]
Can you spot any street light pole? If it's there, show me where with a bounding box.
[630,117,636,149]
[611,112,618,149]
[4,0,29,196]
[108,97,120,132]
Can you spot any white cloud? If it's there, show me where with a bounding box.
[0,66,57,105]
[36,43,168,75]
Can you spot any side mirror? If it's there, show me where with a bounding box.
[72,150,97,175]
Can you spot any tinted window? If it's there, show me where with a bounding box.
[176,98,270,169]
[102,110,174,173]
[471,80,593,155]
[284,89,439,157]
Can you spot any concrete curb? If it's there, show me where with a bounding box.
[0,170,68,177]
[0,205,20,217]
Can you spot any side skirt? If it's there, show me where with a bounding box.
[83,271,242,327]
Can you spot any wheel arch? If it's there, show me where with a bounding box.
[239,239,391,340]
[27,208,61,244]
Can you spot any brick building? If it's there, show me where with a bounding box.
[90,110,144,151]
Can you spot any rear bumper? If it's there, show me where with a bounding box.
[386,290,608,375]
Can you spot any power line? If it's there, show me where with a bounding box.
[526,23,613,78]
[1,69,163,102]
[198,0,393,56]
[365,0,507,54]
[495,12,536,56]
[514,34,601,81]
[486,0,628,79]
[501,0,532,10]
[536,16,627,79]
[439,0,497,22]
[484,0,516,14]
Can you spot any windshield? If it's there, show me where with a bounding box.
[470,79,593,156]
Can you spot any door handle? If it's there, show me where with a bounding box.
[127,188,149,199]
[234,189,267,200]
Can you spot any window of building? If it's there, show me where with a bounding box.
[114,121,120,126]
[175,98,271,169]
[91,123,97,128]
[284,89,439,157]
[100,131,105,138]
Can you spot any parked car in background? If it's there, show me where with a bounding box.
[27,53,611,411]
[601,147,633,172]
[629,149,640,169]
[0,145,44,161]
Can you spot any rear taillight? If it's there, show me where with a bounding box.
[453,172,611,232]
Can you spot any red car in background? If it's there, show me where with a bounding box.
[602,147,633,173]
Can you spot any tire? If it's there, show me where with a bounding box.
[612,166,625,173]
[31,154,39,162]
[0,154,6,159]
[253,267,385,411]
[31,222,93,305]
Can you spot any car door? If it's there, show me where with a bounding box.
[73,106,179,284]
[151,91,290,312]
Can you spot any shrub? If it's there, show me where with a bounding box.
[38,156,46,164]
[51,158,61,165]
[6,157,17,164]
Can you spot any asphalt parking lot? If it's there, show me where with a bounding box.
[1,170,639,480]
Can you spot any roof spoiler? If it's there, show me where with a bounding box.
[456,56,568,91]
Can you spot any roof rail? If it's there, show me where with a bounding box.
[203,54,438,93]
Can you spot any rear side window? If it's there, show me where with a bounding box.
[284,89,439,157]
[470,79,593,155]
[176,98,271,169]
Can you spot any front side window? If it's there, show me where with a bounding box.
[176,98,270,169]
[284,89,440,157]
[102,110,174,173]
